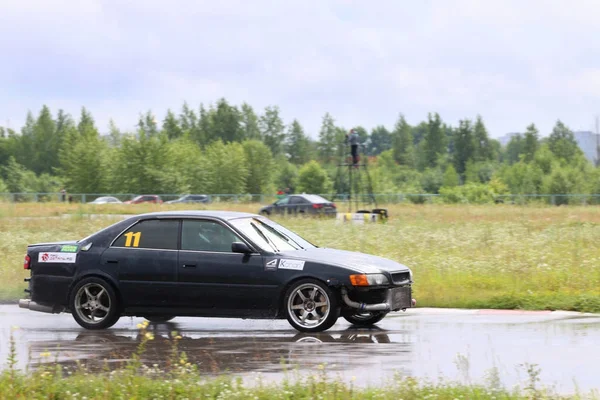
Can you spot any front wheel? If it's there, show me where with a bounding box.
[343,311,388,326]
[70,277,120,330]
[284,279,340,333]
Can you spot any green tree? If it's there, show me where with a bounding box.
[259,106,285,156]
[317,113,337,162]
[523,123,539,162]
[240,103,261,140]
[423,112,446,168]
[57,124,108,194]
[392,114,415,167]
[162,109,183,140]
[1,156,36,196]
[367,125,392,156]
[179,102,197,133]
[77,107,96,138]
[285,119,312,165]
[28,105,59,175]
[504,134,525,164]
[137,111,159,138]
[204,140,248,194]
[297,160,332,194]
[548,120,581,161]
[473,115,492,161]
[180,102,203,144]
[110,131,170,194]
[243,140,274,194]
[453,119,475,174]
[208,98,242,143]
[442,164,459,187]
[274,157,298,193]
[420,167,444,193]
[159,138,208,194]
[108,119,121,147]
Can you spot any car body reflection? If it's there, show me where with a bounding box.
[26,322,413,377]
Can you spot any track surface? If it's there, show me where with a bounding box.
[1,305,599,393]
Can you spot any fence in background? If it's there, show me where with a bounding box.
[1,192,600,205]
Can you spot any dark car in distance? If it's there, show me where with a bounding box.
[166,194,210,204]
[259,194,337,217]
[19,211,415,332]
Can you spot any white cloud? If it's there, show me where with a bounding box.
[1,0,600,138]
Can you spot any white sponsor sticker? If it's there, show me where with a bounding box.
[38,252,77,263]
[265,259,278,270]
[279,259,305,271]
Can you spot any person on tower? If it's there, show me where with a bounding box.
[345,128,360,166]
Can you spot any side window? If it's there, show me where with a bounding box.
[289,196,307,205]
[181,220,242,253]
[276,197,290,206]
[112,219,179,250]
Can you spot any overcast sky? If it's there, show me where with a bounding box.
[1,0,600,139]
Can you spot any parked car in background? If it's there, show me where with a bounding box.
[259,194,336,217]
[88,196,122,204]
[166,194,210,204]
[124,195,162,204]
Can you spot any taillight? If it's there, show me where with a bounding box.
[312,204,323,209]
[24,254,31,270]
[331,203,336,208]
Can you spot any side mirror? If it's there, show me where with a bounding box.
[232,242,252,254]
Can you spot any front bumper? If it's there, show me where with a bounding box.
[341,286,416,311]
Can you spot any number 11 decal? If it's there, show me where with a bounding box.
[124,232,141,247]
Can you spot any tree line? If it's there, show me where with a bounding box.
[0,98,598,204]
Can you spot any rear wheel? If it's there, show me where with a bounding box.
[284,279,340,333]
[70,277,120,330]
[343,311,388,326]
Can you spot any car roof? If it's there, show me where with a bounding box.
[295,194,329,202]
[132,210,259,221]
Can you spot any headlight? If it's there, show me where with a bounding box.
[349,273,390,286]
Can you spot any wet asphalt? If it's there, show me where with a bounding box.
[1,305,599,394]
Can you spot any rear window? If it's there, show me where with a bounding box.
[302,195,330,203]
[112,219,179,250]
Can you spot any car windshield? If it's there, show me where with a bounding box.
[229,217,316,253]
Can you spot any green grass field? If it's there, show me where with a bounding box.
[1,202,599,312]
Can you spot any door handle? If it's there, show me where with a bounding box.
[106,260,119,264]
[182,264,196,268]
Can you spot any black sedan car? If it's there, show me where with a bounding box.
[19,211,414,332]
[259,194,337,217]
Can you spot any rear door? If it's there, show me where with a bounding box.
[101,218,180,308]
[177,218,279,314]
[289,196,311,214]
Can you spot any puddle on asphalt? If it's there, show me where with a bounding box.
[2,310,600,393]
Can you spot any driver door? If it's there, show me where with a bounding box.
[176,219,279,315]
[273,197,290,215]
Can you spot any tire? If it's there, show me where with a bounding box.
[283,278,340,333]
[343,311,388,326]
[144,315,175,323]
[69,277,120,330]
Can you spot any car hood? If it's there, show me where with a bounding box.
[277,247,410,274]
